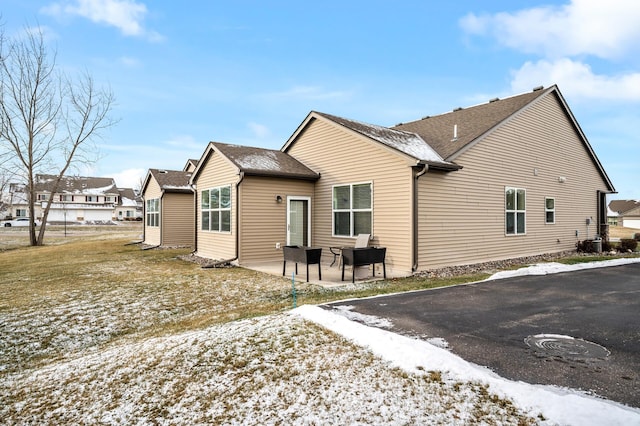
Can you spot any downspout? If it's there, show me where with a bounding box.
[142,196,146,243]
[159,192,164,246]
[191,184,197,254]
[234,171,244,262]
[200,172,244,269]
[412,163,428,272]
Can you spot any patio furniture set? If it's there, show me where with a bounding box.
[282,234,387,283]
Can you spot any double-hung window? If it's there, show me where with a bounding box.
[333,182,372,237]
[505,187,526,235]
[202,186,231,232]
[545,198,555,224]
[146,198,160,227]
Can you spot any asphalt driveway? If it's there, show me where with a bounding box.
[326,262,640,408]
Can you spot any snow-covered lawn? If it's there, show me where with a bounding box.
[1,312,542,425]
[1,235,639,425]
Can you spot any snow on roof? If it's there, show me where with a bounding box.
[234,150,282,171]
[316,112,448,163]
[35,175,117,194]
[162,185,192,191]
[120,197,138,207]
[149,169,193,193]
[211,142,319,179]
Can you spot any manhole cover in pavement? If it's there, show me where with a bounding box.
[524,334,610,360]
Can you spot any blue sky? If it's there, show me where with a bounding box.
[3,0,639,200]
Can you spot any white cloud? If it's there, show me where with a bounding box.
[110,168,146,189]
[460,0,640,59]
[163,135,203,151]
[42,0,162,41]
[510,58,640,101]
[247,122,270,139]
[118,56,141,68]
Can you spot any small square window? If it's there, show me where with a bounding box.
[545,198,555,224]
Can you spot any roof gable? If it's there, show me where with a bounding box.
[283,111,461,171]
[117,187,139,206]
[394,87,549,160]
[148,169,193,194]
[183,159,199,172]
[192,141,320,182]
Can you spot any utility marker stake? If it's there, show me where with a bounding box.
[292,272,297,308]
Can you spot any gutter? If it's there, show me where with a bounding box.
[191,184,197,254]
[234,171,244,263]
[412,163,428,272]
[194,172,244,267]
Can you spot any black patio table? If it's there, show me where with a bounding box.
[341,247,386,283]
[282,246,322,282]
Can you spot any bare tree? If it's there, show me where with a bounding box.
[0,24,116,245]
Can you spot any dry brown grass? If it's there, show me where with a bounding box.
[609,225,640,240]
[0,228,560,423]
[0,233,319,374]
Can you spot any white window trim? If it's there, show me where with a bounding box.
[286,196,312,246]
[505,186,526,236]
[545,197,556,225]
[146,198,160,227]
[332,181,373,238]
[201,185,232,233]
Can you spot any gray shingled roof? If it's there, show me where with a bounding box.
[609,199,640,214]
[394,87,549,160]
[149,169,193,193]
[34,174,118,194]
[313,112,458,170]
[212,142,319,180]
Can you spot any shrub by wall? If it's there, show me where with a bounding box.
[620,239,638,252]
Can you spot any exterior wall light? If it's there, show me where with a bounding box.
[276,195,283,203]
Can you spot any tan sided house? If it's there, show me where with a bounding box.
[141,162,195,247]
[190,142,319,263]
[608,200,640,229]
[192,85,615,276]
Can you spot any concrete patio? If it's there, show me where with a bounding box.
[242,258,403,287]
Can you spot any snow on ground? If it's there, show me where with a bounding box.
[2,257,639,424]
[1,313,540,425]
[295,257,640,426]
[295,306,640,426]
[484,257,640,281]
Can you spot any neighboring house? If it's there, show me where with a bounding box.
[192,85,615,275]
[114,188,142,221]
[6,183,27,219]
[141,167,195,247]
[609,200,640,229]
[10,175,121,223]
